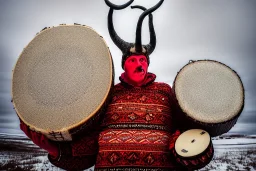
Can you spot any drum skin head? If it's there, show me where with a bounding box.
[175,129,210,157]
[174,60,244,124]
[12,25,113,140]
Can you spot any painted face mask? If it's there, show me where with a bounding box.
[124,55,148,86]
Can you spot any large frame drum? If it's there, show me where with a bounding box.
[173,60,244,136]
[12,25,114,141]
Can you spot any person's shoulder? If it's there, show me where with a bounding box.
[152,82,172,89]
[113,83,121,88]
[150,82,173,93]
[114,82,122,87]
[113,82,125,90]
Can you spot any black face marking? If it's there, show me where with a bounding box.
[181,149,188,153]
[135,66,143,72]
[200,131,206,135]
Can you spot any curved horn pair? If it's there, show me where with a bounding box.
[133,0,164,53]
[131,5,155,55]
[105,0,133,54]
[105,0,164,55]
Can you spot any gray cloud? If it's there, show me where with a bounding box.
[237,111,256,124]
[0,55,12,72]
[230,123,256,135]
[0,73,12,93]
[0,99,13,114]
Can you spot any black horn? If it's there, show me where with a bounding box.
[131,5,156,55]
[105,0,134,54]
[134,0,164,53]
[105,0,134,10]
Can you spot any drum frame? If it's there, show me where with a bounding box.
[172,139,214,170]
[173,60,245,137]
[12,24,115,141]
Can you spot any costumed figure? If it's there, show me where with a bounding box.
[15,0,245,171]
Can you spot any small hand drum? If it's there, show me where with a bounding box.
[172,129,214,170]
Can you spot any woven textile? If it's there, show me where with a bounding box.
[48,130,99,170]
[48,73,188,170]
[95,74,179,170]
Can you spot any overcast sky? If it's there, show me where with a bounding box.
[0,0,255,135]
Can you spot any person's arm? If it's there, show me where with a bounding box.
[20,120,59,157]
[48,133,98,170]
[20,120,98,170]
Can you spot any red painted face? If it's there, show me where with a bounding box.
[124,55,148,86]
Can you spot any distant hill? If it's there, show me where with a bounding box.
[212,133,256,140]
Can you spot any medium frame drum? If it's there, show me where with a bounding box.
[173,60,244,136]
[12,25,114,141]
[172,129,214,170]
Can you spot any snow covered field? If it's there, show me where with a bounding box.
[0,133,255,171]
[202,135,256,171]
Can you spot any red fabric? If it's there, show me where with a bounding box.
[71,131,99,157]
[169,130,181,150]
[20,120,59,158]
[95,82,180,169]
[49,153,97,170]
[48,133,99,170]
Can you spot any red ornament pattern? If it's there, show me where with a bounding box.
[95,82,179,169]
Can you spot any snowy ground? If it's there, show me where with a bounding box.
[202,136,256,171]
[0,133,255,171]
